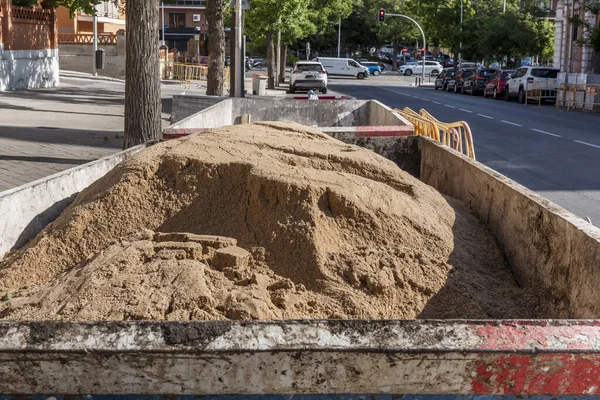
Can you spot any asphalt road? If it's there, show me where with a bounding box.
[329,77,600,224]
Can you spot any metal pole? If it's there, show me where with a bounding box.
[276,17,281,86]
[386,13,426,84]
[459,0,463,68]
[92,13,98,76]
[235,0,243,97]
[161,2,165,45]
[503,0,506,13]
[337,18,341,58]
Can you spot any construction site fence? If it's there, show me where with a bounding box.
[161,61,230,90]
[556,83,600,112]
[525,87,558,107]
[394,107,476,160]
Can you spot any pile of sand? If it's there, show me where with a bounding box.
[0,122,541,321]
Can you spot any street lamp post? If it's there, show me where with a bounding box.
[384,13,426,84]
[459,0,463,68]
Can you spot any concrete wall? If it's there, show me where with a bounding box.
[419,137,600,318]
[172,99,234,129]
[0,144,147,259]
[58,33,125,79]
[170,95,229,124]
[0,49,59,91]
[0,320,599,395]
[170,97,410,129]
[59,53,125,80]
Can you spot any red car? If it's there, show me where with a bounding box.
[483,69,515,99]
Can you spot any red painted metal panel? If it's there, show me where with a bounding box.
[472,353,600,395]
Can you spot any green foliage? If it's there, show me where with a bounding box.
[570,0,600,52]
[11,0,39,7]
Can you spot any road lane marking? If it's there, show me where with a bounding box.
[532,128,561,138]
[379,87,412,96]
[432,101,441,104]
[444,104,456,109]
[574,140,600,149]
[477,113,494,119]
[458,108,473,113]
[412,96,421,99]
[500,120,522,127]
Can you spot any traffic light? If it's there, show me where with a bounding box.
[378,9,386,23]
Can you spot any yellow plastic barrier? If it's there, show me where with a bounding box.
[418,109,476,160]
[163,62,230,90]
[393,108,441,142]
[393,107,475,160]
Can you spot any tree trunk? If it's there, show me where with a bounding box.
[279,43,287,84]
[207,0,225,96]
[123,0,161,149]
[266,29,275,89]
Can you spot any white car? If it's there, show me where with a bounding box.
[289,61,328,94]
[399,61,443,76]
[504,66,559,103]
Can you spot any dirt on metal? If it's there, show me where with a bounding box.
[0,122,542,321]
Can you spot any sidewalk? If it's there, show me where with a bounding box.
[0,78,125,192]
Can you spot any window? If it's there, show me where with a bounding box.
[514,68,526,78]
[425,61,437,66]
[193,14,201,22]
[531,69,558,78]
[175,0,206,6]
[169,13,186,28]
[296,64,323,72]
[500,71,513,79]
[348,60,360,68]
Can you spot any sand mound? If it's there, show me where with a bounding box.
[0,122,541,320]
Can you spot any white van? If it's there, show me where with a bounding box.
[313,57,369,79]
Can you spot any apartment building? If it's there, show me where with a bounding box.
[553,0,600,73]
[161,0,207,54]
[56,0,125,34]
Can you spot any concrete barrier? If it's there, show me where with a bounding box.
[0,320,599,395]
[0,144,148,259]
[419,137,600,318]
[165,97,414,137]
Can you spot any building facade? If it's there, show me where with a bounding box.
[553,0,600,74]
[0,0,59,90]
[161,0,207,55]
[57,0,125,34]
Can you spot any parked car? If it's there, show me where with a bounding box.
[360,61,382,76]
[453,69,475,93]
[434,69,454,90]
[459,62,478,70]
[483,69,515,99]
[504,66,560,103]
[398,61,443,76]
[462,68,498,95]
[198,56,209,65]
[446,70,461,92]
[289,61,328,94]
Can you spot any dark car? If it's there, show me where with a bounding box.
[483,69,515,99]
[451,69,474,93]
[446,70,461,92]
[463,68,498,95]
[435,69,454,90]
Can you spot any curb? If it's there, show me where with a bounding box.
[60,72,125,83]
